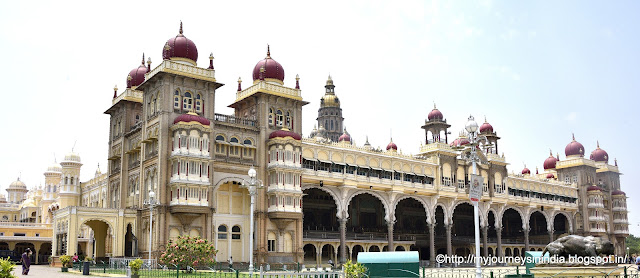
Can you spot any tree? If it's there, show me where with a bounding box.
[159,236,217,271]
[626,234,640,255]
[344,260,367,278]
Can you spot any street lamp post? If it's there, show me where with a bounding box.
[144,191,157,265]
[242,166,263,275]
[459,115,487,278]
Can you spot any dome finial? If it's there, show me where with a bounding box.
[433,102,436,109]
[597,140,600,148]
[113,84,118,99]
[237,77,242,92]
[147,56,152,71]
[179,21,183,35]
[208,53,214,69]
[572,133,575,141]
[295,74,300,89]
[484,115,487,123]
[266,44,271,58]
[141,53,145,66]
[549,149,553,156]
[615,158,618,166]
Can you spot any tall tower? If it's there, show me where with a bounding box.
[317,76,343,142]
[42,160,62,223]
[58,151,82,208]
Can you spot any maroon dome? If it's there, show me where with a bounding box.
[543,152,558,170]
[450,137,470,147]
[427,108,444,121]
[587,185,602,192]
[589,142,609,163]
[565,134,585,157]
[252,46,285,83]
[162,22,198,64]
[338,133,351,142]
[522,167,531,175]
[611,190,625,196]
[269,128,301,140]
[386,141,398,151]
[479,119,493,134]
[173,112,210,126]
[127,55,149,88]
[545,173,555,179]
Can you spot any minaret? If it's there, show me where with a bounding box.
[58,150,83,208]
[6,178,28,204]
[317,75,344,142]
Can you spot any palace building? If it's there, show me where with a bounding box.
[1,23,629,266]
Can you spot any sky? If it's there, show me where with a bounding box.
[0,1,639,234]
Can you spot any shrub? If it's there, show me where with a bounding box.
[159,236,217,271]
[344,260,367,278]
[0,257,16,278]
[129,258,143,274]
[60,255,71,267]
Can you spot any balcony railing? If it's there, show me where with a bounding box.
[214,113,257,128]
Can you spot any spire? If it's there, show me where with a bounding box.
[484,115,487,123]
[433,102,436,109]
[208,53,214,69]
[572,133,575,141]
[266,44,271,58]
[179,21,183,35]
[141,53,145,66]
[295,74,300,89]
[596,140,600,149]
[557,153,560,160]
[237,77,242,92]
[536,167,539,174]
[364,136,370,145]
[615,158,618,166]
[113,85,118,99]
[549,149,553,157]
[147,56,152,71]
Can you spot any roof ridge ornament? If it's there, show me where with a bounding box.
[179,21,183,35]
[266,44,271,58]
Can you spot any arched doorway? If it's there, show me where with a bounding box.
[39,243,52,265]
[352,245,364,261]
[303,244,316,265]
[348,193,386,233]
[529,211,548,246]
[395,246,405,251]
[394,198,428,259]
[303,188,338,232]
[214,181,250,262]
[321,244,335,265]
[124,223,137,257]
[15,242,35,263]
[502,209,524,248]
[369,245,380,252]
[486,211,497,256]
[435,206,446,255]
[452,203,474,255]
[83,219,113,260]
[553,213,569,240]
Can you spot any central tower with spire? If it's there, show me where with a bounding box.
[317,75,344,142]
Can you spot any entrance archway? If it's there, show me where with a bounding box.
[529,211,548,245]
[83,219,113,260]
[347,193,385,233]
[434,206,446,255]
[303,244,316,265]
[124,223,137,257]
[553,213,569,240]
[39,243,52,265]
[452,203,474,254]
[352,245,364,261]
[502,208,524,246]
[303,188,338,232]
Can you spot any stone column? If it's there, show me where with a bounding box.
[496,227,503,258]
[548,229,554,243]
[429,223,436,264]
[339,218,347,264]
[524,228,530,254]
[482,226,488,257]
[445,224,452,256]
[387,221,395,251]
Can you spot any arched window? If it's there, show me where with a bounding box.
[173,90,181,110]
[183,92,193,111]
[230,137,240,156]
[276,110,284,126]
[195,94,203,113]
[232,225,241,239]
[267,232,276,252]
[217,225,228,239]
[268,108,274,126]
[285,111,291,128]
[215,135,227,154]
[243,139,254,158]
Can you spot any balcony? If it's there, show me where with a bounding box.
[590,228,606,233]
[214,113,257,128]
[587,203,604,209]
[614,229,629,235]
[613,219,628,224]
[612,206,627,212]
[588,216,605,222]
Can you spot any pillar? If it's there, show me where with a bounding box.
[429,223,435,264]
[524,228,530,253]
[548,229,554,243]
[496,227,503,258]
[387,221,394,251]
[482,226,488,257]
[445,224,452,256]
[316,244,321,267]
[339,218,347,264]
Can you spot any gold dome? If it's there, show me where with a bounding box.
[321,94,340,107]
[20,198,36,208]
